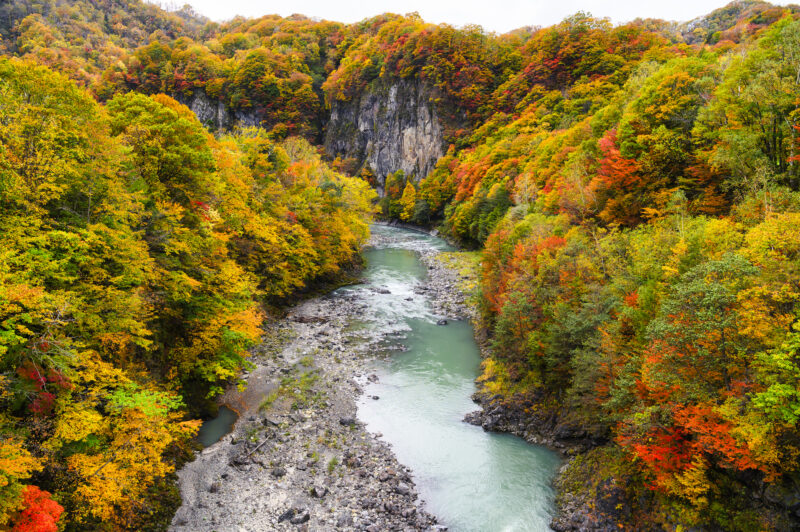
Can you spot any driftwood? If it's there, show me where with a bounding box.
[245,438,269,457]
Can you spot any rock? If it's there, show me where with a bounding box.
[230,454,249,466]
[310,484,328,498]
[324,78,446,194]
[208,482,220,493]
[339,417,357,426]
[293,315,327,324]
[395,482,410,495]
[290,509,310,525]
[262,416,281,426]
[176,89,232,131]
[271,467,287,478]
[336,514,354,527]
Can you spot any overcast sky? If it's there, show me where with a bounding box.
[161,0,795,34]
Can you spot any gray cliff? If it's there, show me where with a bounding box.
[324,79,445,193]
[177,90,259,131]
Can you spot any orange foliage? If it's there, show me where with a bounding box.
[597,129,641,190]
[673,404,769,477]
[11,486,63,532]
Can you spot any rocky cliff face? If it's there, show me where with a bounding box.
[324,79,445,194]
[177,90,259,131]
[180,80,445,195]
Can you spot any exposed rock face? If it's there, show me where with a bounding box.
[176,90,259,131]
[324,79,445,194]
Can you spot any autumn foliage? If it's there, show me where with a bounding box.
[2,0,800,530]
[0,55,373,529]
[10,486,63,532]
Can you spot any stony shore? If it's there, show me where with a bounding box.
[170,229,467,532]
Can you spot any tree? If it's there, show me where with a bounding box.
[10,486,63,532]
[399,181,417,221]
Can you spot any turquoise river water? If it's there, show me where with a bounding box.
[352,226,561,532]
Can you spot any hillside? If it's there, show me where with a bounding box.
[2,0,800,530]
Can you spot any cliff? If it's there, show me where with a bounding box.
[324,79,445,194]
[177,89,259,131]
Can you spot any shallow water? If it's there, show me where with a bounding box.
[196,405,237,448]
[354,225,561,532]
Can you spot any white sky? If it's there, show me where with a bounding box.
[161,0,796,34]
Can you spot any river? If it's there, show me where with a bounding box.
[351,225,561,531]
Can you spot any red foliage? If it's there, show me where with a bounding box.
[623,290,639,308]
[11,486,64,532]
[191,200,212,221]
[453,155,490,202]
[597,129,640,190]
[16,363,71,417]
[626,425,693,483]
[673,404,767,477]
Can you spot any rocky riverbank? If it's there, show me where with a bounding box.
[170,231,457,532]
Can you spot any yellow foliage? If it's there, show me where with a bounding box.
[670,456,711,508]
[399,181,417,221]
[661,238,688,278]
[68,407,199,525]
[0,439,43,525]
[0,439,41,490]
[48,402,106,450]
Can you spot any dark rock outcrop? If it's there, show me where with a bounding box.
[463,392,608,454]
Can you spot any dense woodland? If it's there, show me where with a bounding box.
[2,0,800,530]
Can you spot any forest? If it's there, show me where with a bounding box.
[2,0,800,530]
